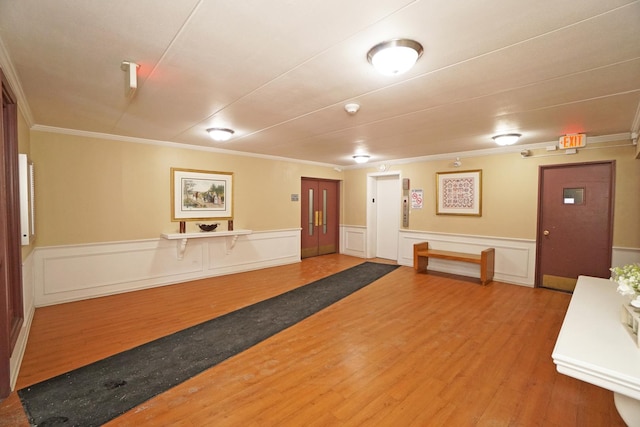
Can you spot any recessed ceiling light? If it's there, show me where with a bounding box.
[353,154,370,164]
[207,128,235,142]
[492,133,521,146]
[367,39,423,75]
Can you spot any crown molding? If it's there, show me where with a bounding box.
[30,124,635,171]
[345,132,634,170]
[30,125,343,169]
[0,36,34,126]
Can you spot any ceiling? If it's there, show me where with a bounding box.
[0,0,639,167]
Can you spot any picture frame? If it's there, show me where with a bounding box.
[171,168,233,221]
[436,169,482,216]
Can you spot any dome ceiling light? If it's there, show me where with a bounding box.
[492,133,521,146]
[344,103,360,114]
[367,39,424,75]
[353,154,371,164]
[207,128,235,142]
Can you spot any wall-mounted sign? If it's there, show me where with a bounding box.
[559,133,586,149]
[411,189,423,209]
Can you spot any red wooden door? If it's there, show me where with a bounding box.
[301,178,339,259]
[536,161,615,292]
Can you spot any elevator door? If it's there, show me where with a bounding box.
[301,178,339,258]
[375,175,400,260]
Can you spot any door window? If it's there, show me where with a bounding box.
[563,188,585,205]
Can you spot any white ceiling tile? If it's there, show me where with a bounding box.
[0,0,637,165]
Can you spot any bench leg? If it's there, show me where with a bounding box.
[416,256,429,273]
[413,242,429,273]
[480,248,495,285]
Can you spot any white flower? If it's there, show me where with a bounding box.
[616,279,636,296]
[612,263,640,297]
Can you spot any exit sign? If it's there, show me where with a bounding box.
[559,133,586,149]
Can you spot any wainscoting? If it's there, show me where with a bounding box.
[340,225,640,288]
[398,230,537,286]
[32,229,301,307]
[29,227,640,306]
[340,225,367,259]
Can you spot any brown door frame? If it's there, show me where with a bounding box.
[534,160,615,289]
[0,68,24,399]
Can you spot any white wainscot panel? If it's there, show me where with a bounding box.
[340,225,367,258]
[35,239,204,306]
[399,230,536,287]
[206,230,300,274]
[34,229,301,306]
[612,246,640,268]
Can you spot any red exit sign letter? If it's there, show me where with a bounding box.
[559,133,586,149]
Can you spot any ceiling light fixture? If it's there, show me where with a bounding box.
[344,103,360,114]
[353,154,370,164]
[492,133,521,146]
[207,128,235,142]
[367,39,424,75]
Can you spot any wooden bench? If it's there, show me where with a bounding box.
[413,242,495,285]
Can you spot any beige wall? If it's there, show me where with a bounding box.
[31,131,343,246]
[29,131,639,249]
[343,140,640,248]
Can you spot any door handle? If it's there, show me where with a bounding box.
[543,230,550,236]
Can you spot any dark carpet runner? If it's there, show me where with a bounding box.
[18,261,399,426]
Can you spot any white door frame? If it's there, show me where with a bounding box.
[366,171,402,259]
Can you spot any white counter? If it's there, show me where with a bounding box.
[552,275,640,425]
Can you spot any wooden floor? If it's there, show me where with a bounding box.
[0,254,626,426]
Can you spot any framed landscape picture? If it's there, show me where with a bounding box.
[171,168,233,221]
[436,169,482,216]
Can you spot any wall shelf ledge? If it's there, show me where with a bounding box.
[161,230,252,259]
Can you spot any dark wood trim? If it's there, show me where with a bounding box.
[0,67,24,400]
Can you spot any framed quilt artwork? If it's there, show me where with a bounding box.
[436,169,482,216]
